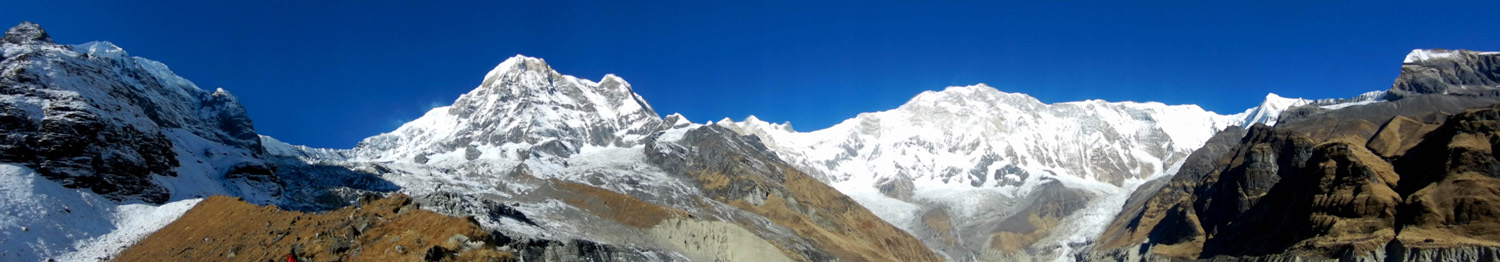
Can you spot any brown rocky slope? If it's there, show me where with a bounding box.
[1088,103,1500,261]
[1088,49,1500,261]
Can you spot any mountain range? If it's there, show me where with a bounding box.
[3,21,1500,261]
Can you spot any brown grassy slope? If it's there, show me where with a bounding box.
[1367,115,1441,159]
[1095,104,1500,260]
[115,194,515,262]
[551,178,689,228]
[1393,105,1500,248]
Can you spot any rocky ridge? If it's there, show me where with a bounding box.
[1085,49,1500,261]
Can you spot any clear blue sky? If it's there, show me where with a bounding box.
[6,1,1499,148]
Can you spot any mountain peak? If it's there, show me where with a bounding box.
[1234,93,1310,127]
[600,73,628,86]
[930,83,1002,96]
[903,83,1042,111]
[1265,92,1286,100]
[3,21,52,45]
[1259,93,1309,108]
[356,55,663,162]
[484,54,551,79]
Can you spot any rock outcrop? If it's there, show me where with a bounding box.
[1390,49,1500,99]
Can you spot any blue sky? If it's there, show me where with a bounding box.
[6,1,1500,148]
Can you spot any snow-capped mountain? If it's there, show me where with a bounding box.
[740,84,1243,187]
[716,83,1385,260]
[0,22,282,261]
[265,55,940,261]
[1234,90,1389,126]
[352,55,666,164]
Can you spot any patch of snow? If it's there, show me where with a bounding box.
[1404,49,1458,63]
[57,198,201,261]
[0,164,201,261]
[656,126,693,143]
[71,41,128,60]
[836,186,923,231]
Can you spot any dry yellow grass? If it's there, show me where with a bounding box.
[1367,116,1440,158]
[551,179,687,228]
[116,194,515,262]
[988,213,1060,252]
[921,208,956,246]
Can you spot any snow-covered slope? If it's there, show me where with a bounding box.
[1235,93,1307,126]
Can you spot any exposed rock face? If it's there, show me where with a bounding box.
[1091,125,1325,259]
[1089,105,1500,261]
[1089,126,1249,259]
[875,174,916,201]
[0,22,270,204]
[1390,49,1500,99]
[2,21,51,45]
[1089,49,1500,261]
[1385,241,1500,261]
